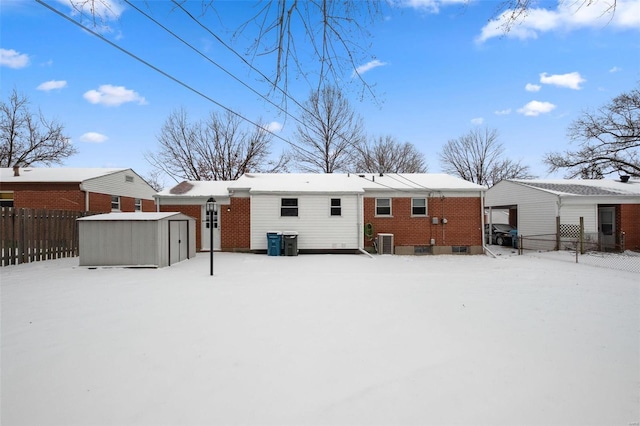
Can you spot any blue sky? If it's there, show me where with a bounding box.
[1,0,639,186]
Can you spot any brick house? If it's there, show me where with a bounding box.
[155,173,487,255]
[0,166,156,212]
[485,178,640,252]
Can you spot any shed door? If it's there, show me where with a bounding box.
[169,220,189,265]
[598,206,616,249]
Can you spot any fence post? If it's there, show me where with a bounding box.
[579,217,585,255]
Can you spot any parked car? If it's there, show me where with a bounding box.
[485,223,517,246]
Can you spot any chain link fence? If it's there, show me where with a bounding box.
[517,231,640,274]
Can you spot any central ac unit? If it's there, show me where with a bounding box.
[377,233,394,255]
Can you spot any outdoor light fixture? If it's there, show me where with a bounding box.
[206,197,216,276]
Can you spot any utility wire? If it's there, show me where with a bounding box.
[35,0,318,160]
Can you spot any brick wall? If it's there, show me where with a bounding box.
[2,183,155,213]
[620,204,640,251]
[221,197,251,251]
[10,183,86,211]
[363,196,482,249]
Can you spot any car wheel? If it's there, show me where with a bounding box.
[496,236,505,246]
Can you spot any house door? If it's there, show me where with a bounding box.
[598,206,616,249]
[201,205,221,251]
[169,220,189,266]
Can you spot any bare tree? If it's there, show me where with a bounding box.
[53,1,617,106]
[0,89,76,167]
[146,108,287,182]
[355,135,428,173]
[439,127,534,187]
[545,84,640,178]
[292,85,365,173]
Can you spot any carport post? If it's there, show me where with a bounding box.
[206,197,216,276]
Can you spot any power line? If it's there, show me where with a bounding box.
[35,0,318,160]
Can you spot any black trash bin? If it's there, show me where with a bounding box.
[282,231,298,256]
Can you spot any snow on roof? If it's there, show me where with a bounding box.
[0,167,128,183]
[156,180,232,197]
[228,173,486,193]
[78,212,190,221]
[510,178,640,197]
[230,173,366,193]
[357,173,486,192]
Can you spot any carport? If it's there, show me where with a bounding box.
[78,212,196,268]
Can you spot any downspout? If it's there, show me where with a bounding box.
[79,183,89,212]
[357,192,374,258]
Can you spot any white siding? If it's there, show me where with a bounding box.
[487,181,559,250]
[82,169,156,200]
[559,204,598,233]
[250,194,360,250]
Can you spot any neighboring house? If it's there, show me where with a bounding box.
[155,173,487,255]
[485,178,640,252]
[0,166,156,212]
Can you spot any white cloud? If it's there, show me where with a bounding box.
[525,83,541,92]
[517,100,556,116]
[471,117,484,125]
[353,59,388,77]
[540,72,586,90]
[400,0,467,13]
[80,132,108,143]
[265,121,283,133]
[609,66,622,73]
[476,0,640,43]
[494,108,512,115]
[37,80,68,91]
[1,48,30,69]
[83,85,147,106]
[56,0,124,20]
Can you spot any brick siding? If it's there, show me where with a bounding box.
[1,183,155,213]
[220,198,251,251]
[363,196,482,249]
[620,204,640,251]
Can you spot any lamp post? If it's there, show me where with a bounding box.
[206,197,216,276]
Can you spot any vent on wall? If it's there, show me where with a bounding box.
[377,233,394,255]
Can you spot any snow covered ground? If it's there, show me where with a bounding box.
[1,251,638,425]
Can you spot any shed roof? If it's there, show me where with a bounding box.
[1,167,127,183]
[78,212,192,221]
[509,179,640,197]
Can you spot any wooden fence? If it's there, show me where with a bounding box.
[1,208,89,266]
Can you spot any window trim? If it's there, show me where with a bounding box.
[375,198,392,217]
[0,191,14,208]
[134,198,142,211]
[111,195,121,211]
[330,198,341,216]
[280,198,299,217]
[411,198,427,216]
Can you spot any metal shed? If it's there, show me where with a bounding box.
[78,212,196,268]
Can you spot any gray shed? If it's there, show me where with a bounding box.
[78,212,196,268]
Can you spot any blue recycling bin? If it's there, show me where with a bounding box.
[267,232,282,256]
[510,229,518,249]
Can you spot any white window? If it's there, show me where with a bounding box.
[375,198,391,216]
[111,196,121,211]
[412,198,427,216]
[135,198,142,211]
